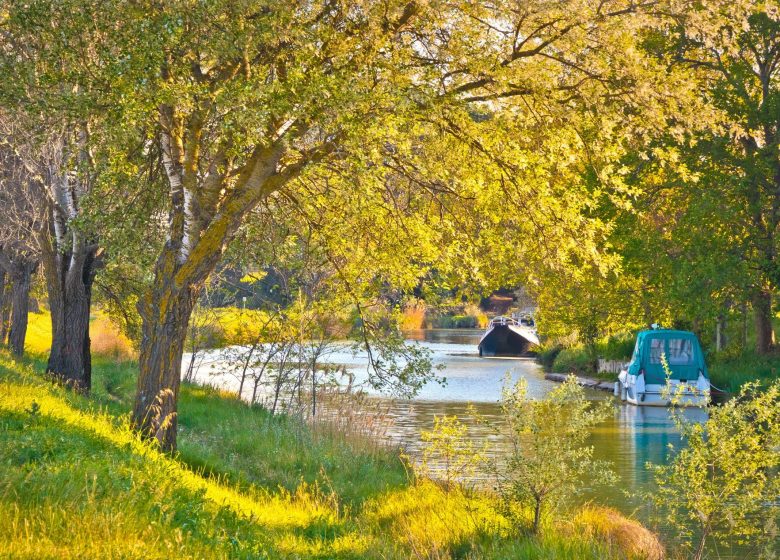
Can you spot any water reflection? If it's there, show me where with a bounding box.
[188,329,732,555]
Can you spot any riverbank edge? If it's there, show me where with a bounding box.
[0,350,666,560]
[545,372,616,393]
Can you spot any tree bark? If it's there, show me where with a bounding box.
[39,231,99,392]
[753,289,774,354]
[0,270,11,345]
[132,270,197,452]
[533,496,543,535]
[7,264,33,356]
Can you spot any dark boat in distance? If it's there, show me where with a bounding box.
[478,315,540,357]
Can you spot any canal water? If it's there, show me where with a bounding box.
[384,330,705,512]
[187,328,743,556]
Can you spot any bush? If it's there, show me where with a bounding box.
[647,381,780,560]
[595,334,634,361]
[438,314,479,328]
[572,507,664,560]
[708,351,780,393]
[552,347,595,376]
[427,303,488,329]
[490,376,615,534]
[535,344,563,371]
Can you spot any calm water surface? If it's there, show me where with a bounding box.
[189,328,750,556]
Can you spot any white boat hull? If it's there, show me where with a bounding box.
[616,370,710,407]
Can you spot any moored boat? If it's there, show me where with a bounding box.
[478,315,540,357]
[616,328,710,407]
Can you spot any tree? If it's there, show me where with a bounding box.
[0,249,37,357]
[0,137,44,356]
[491,376,614,534]
[415,413,484,492]
[0,86,108,388]
[1,122,104,389]
[646,1,780,353]
[648,381,780,560]
[2,0,688,451]
[0,267,11,345]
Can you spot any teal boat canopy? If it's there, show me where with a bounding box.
[626,329,708,384]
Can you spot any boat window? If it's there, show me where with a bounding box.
[668,338,694,365]
[649,338,664,364]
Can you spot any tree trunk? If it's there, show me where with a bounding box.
[132,274,196,452]
[753,289,774,354]
[40,233,99,392]
[533,496,543,535]
[693,527,709,560]
[7,265,32,356]
[0,270,11,345]
[715,313,727,352]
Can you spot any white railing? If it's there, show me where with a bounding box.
[489,316,518,327]
[598,359,629,375]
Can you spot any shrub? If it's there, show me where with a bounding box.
[708,351,780,393]
[434,314,479,328]
[535,343,563,371]
[552,347,595,376]
[647,380,780,560]
[595,334,635,361]
[489,376,615,534]
[572,507,664,560]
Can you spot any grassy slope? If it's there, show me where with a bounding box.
[0,352,660,559]
[6,312,660,558]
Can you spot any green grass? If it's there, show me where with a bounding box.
[708,351,780,393]
[0,352,658,559]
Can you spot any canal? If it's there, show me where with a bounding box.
[188,328,751,557]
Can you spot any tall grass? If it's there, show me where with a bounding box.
[0,352,660,559]
[708,351,780,393]
[400,301,428,330]
[90,313,137,360]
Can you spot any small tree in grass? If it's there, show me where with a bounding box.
[648,380,780,560]
[416,413,485,492]
[493,375,615,534]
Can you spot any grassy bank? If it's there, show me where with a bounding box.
[400,301,488,330]
[708,352,780,393]
[0,350,661,559]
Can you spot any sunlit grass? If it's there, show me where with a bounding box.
[24,310,135,360]
[0,352,659,559]
[24,310,52,356]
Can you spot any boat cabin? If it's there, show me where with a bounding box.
[626,329,708,384]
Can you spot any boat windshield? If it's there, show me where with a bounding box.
[649,339,664,364]
[668,338,694,365]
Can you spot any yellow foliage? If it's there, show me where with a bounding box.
[24,310,135,360]
[401,301,428,330]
